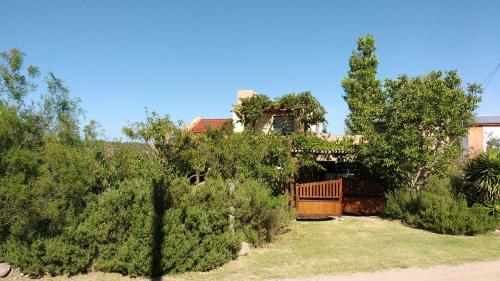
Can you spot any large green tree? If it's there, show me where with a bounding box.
[0,49,40,105]
[0,48,93,253]
[342,36,482,191]
[341,35,385,134]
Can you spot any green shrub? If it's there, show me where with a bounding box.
[484,200,500,218]
[233,179,293,245]
[382,188,498,235]
[0,49,293,278]
[0,144,293,277]
[0,140,99,277]
[74,177,157,277]
[160,178,240,273]
[74,176,239,276]
[2,237,92,277]
[381,188,411,219]
[463,149,500,204]
[207,132,295,194]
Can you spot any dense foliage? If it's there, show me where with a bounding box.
[233,91,327,133]
[287,132,355,171]
[341,35,385,135]
[207,132,295,194]
[124,113,296,195]
[463,149,500,205]
[288,132,353,152]
[0,48,294,277]
[233,94,271,131]
[342,35,481,191]
[487,137,500,151]
[342,36,498,235]
[382,181,498,235]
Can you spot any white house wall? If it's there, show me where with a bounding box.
[232,111,244,133]
[483,126,500,150]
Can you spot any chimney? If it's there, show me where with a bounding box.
[236,90,256,105]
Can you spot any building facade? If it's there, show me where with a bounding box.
[464,115,500,155]
[232,90,322,135]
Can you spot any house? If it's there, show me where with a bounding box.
[189,90,323,136]
[188,117,232,134]
[232,90,323,135]
[186,89,384,216]
[464,115,500,155]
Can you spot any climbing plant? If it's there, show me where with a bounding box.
[273,92,327,132]
[232,94,271,131]
[233,91,327,133]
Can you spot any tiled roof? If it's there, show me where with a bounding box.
[191,118,231,134]
[474,115,500,125]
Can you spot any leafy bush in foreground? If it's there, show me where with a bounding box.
[382,187,498,235]
[484,200,500,218]
[206,132,295,195]
[1,172,292,277]
[160,178,239,273]
[0,48,294,277]
[233,179,294,246]
[75,177,157,277]
[463,149,500,204]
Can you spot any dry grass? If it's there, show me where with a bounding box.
[5,216,500,281]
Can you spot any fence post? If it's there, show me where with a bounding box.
[339,178,343,218]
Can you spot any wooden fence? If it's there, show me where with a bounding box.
[295,179,343,218]
[342,178,385,214]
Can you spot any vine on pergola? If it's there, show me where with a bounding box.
[233,91,327,132]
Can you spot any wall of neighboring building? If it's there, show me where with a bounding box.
[467,126,484,155]
[232,90,256,133]
[483,126,500,150]
[232,111,244,133]
[466,125,500,154]
[465,115,500,155]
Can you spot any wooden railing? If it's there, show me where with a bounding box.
[295,179,342,199]
[294,179,343,217]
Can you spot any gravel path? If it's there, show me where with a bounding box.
[278,260,500,281]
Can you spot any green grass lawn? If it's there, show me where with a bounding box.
[172,216,500,281]
[8,216,500,281]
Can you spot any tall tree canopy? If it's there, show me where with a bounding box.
[0,49,40,105]
[341,35,384,134]
[342,36,482,191]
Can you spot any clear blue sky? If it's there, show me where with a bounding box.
[1,0,499,139]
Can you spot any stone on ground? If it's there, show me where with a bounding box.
[237,242,250,257]
[0,263,11,278]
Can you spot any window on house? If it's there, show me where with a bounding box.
[273,115,294,135]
